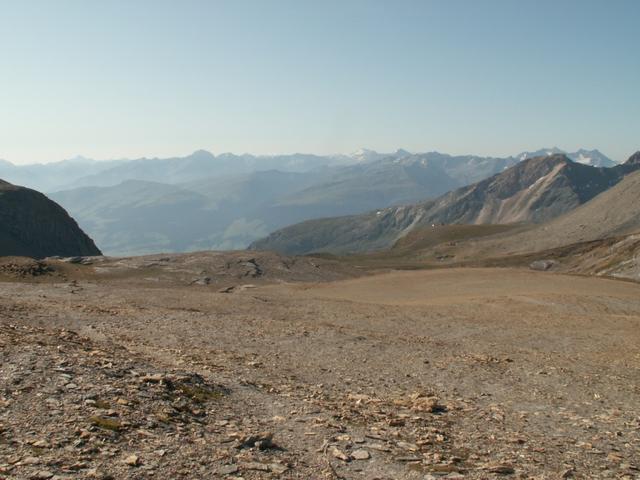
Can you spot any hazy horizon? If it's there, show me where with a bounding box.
[0,145,631,167]
[1,0,639,164]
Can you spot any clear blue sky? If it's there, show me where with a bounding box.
[1,0,638,164]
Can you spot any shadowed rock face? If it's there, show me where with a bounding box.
[0,179,101,258]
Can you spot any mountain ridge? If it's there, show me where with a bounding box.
[250,153,640,255]
[0,147,619,193]
[467,151,640,257]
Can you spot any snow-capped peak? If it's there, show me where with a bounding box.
[516,148,616,167]
[569,149,616,167]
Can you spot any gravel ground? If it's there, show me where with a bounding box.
[1,255,639,479]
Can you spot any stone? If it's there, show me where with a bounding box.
[529,259,558,271]
[329,446,350,462]
[32,471,54,480]
[397,441,418,451]
[218,465,239,475]
[32,440,51,448]
[242,462,270,471]
[191,276,212,286]
[124,455,140,466]
[485,463,515,474]
[409,392,444,412]
[269,463,289,474]
[237,431,277,450]
[351,449,371,460]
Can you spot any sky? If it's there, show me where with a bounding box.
[0,0,638,165]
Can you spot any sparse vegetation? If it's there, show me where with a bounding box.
[174,384,223,403]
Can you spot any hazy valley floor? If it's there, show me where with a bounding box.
[1,260,640,479]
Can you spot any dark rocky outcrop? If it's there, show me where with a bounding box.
[0,179,101,258]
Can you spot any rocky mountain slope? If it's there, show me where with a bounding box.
[258,153,516,228]
[251,153,640,255]
[0,179,101,258]
[466,152,640,257]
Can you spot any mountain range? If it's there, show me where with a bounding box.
[46,151,522,255]
[250,152,640,255]
[0,147,616,193]
[0,147,622,256]
[0,150,349,193]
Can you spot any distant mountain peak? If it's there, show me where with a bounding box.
[517,148,616,168]
[625,151,640,165]
[66,155,94,163]
[348,148,385,163]
[516,147,565,161]
[189,149,215,159]
[545,146,564,155]
[348,148,414,164]
[351,148,378,156]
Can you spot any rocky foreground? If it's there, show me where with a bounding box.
[1,255,640,479]
[1,324,462,479]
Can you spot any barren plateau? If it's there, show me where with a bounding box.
[1,254,639,479]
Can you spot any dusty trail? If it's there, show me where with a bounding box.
[1,261,640,479]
